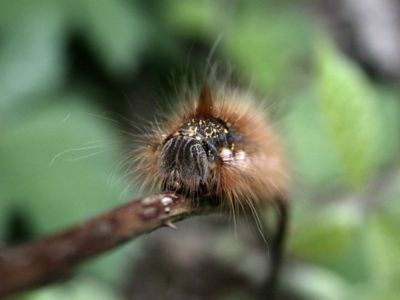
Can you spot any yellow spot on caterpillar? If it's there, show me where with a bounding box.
[220,148,233,162]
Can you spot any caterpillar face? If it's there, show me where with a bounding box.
[159,116,239,194]
[133,85,288,209]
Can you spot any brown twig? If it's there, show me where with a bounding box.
[0,192,218,298]
[264,197,290,299]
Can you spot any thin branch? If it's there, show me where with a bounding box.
[0,192,218,298]
[263,197,290,299]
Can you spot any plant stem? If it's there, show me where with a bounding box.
[0,192,218,297]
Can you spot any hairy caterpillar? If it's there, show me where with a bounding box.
[132,82,288,215]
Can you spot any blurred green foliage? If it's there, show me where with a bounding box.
[1,0,399,299]
[316,38,379,185]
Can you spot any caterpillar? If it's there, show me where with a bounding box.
[131,82,288,215]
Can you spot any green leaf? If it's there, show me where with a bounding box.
[372,86,400,166]
[0,0,65,118]
[285,264,349,300]
[315,39,379,186]
[21,277,122,300]
[161,1,312,92]
[344,212,400,300]
[0,94,136,281]
[223,4,312,92]
[160,0,219,37]
[365,215,400,285]
[69,0,150,73]
[283,88,342,187]
[290,200,370,282]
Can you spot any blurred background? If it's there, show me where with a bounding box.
[1,0,400,299]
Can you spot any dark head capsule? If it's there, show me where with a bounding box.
[159,117,237,194]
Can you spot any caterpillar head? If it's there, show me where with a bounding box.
[158,87,239,196]
[133,83,288,208]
